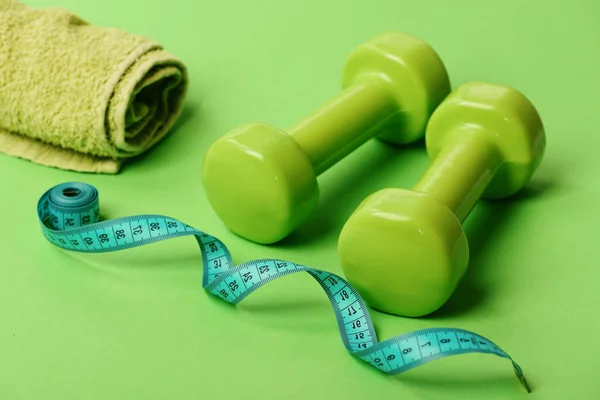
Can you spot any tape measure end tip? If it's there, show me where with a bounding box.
[520,376,531,393]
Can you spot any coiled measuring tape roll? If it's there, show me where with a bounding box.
[37,182,530,392]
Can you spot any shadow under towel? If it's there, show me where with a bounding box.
[0,0,188,173]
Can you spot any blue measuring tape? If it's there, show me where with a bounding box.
[37,182,530,392]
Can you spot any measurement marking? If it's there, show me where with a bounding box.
[341,300,359,314]
[203,239,217,247]
[110,225,117,243]
[206,252,223,262]
[38,183,530,394]
[78,232,93,250]
[330,284,347,298]
[345,316,362,326]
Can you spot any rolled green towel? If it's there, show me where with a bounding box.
[0,0,188,173]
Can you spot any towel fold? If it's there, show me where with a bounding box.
[0,0,188,173]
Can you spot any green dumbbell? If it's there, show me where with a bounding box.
[202,32,450,244]
[338,82,546,317]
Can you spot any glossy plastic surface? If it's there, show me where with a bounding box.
[342,31,450,145]
[291,31,450,174]
[203,32,450,244]
[2,2,596,399]
[339,82,546,317]
[338,189,468,317]
[201,123,319,244]
[414,130,502,222]
[288,79,396,175]
[425,82,546,199]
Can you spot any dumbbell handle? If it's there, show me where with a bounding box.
[413,130,502,222]
[288,77,397,175]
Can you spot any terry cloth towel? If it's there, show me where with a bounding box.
[0,0,188,173]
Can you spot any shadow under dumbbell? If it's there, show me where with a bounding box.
[274,139,428,248]
[428,179,554,318]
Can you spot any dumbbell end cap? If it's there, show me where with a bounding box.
[338,189,468,317]
[202,123,319,244]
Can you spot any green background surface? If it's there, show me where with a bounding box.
[1,0,598,399]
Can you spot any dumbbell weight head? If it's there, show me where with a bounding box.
[338,82,545,317]
[202,123,319,244]
[426,82,546,198]
[342,32,450,144]
[202,32,450,244]
[339,189,469,317]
